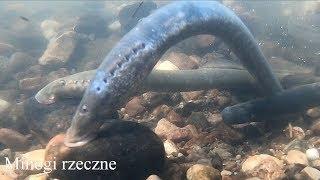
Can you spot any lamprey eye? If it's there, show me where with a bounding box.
[59,79,66,86]
[82,104,88,112]
[49,95,55,101]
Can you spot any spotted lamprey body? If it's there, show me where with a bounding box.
[65,1,283,147]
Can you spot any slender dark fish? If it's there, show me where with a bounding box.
[222,82,320,125]
[19,16,29,22]
[65,1,282,147]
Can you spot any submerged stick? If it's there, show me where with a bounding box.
[222,82,320,125]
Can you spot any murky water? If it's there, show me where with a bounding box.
[0,1,319,180]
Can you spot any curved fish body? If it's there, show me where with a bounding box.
[222,81,320,125]
[35,71,93,105]
[35,58,315,105]
[65,1,283,147]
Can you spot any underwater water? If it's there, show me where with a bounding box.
[0,1,319,179]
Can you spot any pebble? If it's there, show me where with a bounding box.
[141,92,171,109]
[46,68,70,82]
[166,110,183,127]
[210,147,233,160]
[210,152,223,171]
[14,149,46,177]
[241,154,285,179]
[124,96,145,117]
[207,113,223,126]
[0,149,14,164]
[25,173,48,180]
[19,76,45,92]
[285,126,305,140]
[151,105,172,120]
[0,165,17,179]
[154,118,193,143]
[306,148,320,161]
[216,96,231,108]
[108,20,121,32]
[181,91,204,102]
[163,140,179,157]
[155,60,179,70]
[301,166,320,180]
[311,121,320,135]
[221,170,232,176]
[236,154,242,160]
[284,139,309,152]
[39,31,79,67]
[186,112,210,130]
[146,174,162,180]
[186,164,221,180]
[307,107,320,119]
[165,52,199,70]
[286,150,309,166]
[311,159,320,170]
[0,128,30,151]
[0,99,10,114]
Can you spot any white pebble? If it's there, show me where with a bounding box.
[306,148,319,161]
[236,154,241,160]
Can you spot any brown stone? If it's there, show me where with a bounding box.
[301,166,320,180]
[19,76,45,91]
[15,65,43,80]
[163,140,179,157]
[166,52,199,70]
[46,68,70,83]
[306,107,320,119]
[0,128,30,151]
[207,113,223,126]
[181,91,204,102]
[25,173,48,180]
[39,31,78,67]
[0,165,17,179]
[286,150,309,166]
[151,105,172,120]
[311,121,320,135]
[216,96,231,108]
[166,110,184,126]
[154,119,193,143]
[124,96,145,117]
[14,149,46,177]
[186,164,221,180]
[241,154,285,179]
